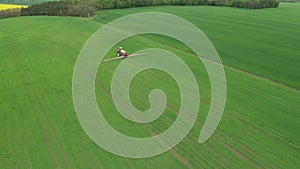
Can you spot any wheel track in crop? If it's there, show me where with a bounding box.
[14,56,60,168]
[77,62,226,168]
[78,63,199,168]
[100,61,270,168]
[8,35,74,168]
[20,133,33,169]
[21,46,73,169]
[100,64,241,168]
[77,60,281,168]
[6,36,61,169]
[75,64,136,169]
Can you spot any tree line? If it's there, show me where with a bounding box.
[0,0,279,19]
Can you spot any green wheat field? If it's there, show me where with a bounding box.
[0,2,299,169]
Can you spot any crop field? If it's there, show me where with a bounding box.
[0,2,299,169]
[0,4,28,10]
[0,0,51,5]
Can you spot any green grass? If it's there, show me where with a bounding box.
[0,3,300,169]
[95,3,300,90]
